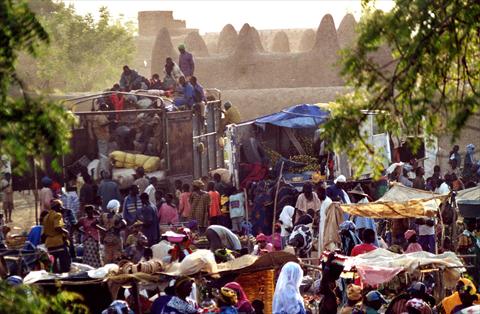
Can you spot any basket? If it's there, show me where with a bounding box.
[236,269,275,314]
[6,235,27,249]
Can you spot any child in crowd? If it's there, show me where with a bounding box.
[229,189,245,233]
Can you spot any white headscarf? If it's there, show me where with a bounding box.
[106,199,120,213]
[279,205,295,236]
[272,262,305,314]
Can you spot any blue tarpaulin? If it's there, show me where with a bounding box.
[254,104,330,129]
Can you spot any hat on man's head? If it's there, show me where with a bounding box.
[178,44,186,50]
[334,175,346,184]
[348,184,368,197]
[365,290,387,304]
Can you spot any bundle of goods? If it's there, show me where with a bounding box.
[112,168,166,190]
[118,259,163,274]
[109,151,161,172]
[290,155,321,172]
[5,234,27,249]
[236,269,275,314]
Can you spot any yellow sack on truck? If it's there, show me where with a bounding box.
[109,151,161,172]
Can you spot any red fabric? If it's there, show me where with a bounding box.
[350,243,377,257]
[240,163,268,189]
[208,191,221,217]
[110,94,124,119]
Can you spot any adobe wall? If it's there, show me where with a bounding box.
[149,15,378,89]
[138,11,187,37]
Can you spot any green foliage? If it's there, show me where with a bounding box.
[0,281,89,313]
[31,2,136,92]
[323,0,480,178]
[1,0,75,173]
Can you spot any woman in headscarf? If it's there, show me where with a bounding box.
[440,278,480,314]
[216,287,239,314]
[224,282,254,314]
[272,262,306,314]
[279,205,295,249]
[339,221,362,256]
[98,199,126,264]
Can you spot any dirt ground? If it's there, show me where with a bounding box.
[4,191,38,235]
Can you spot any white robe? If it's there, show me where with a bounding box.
[317,196,333,256]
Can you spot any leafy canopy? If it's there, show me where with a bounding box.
[23,1,136,92]
[0,281,88,313]
[1,0,75,173]
[323,0,480,178]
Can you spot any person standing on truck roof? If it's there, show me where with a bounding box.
[119,65,143,91]
[178,44,195,79]
[163,57,183,91]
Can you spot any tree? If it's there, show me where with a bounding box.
[323,0,480,177]
[0,281,88,313]
[0,0,75,173]
[19,2,136,92]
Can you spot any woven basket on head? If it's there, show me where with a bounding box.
[236,269,275,314]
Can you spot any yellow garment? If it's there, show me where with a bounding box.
[441,278,480,314]
[225,106,241,124]
[42,210,65,248]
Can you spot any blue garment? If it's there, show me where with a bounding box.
[150,295,172,314]
[174,83,194,108]
[62,209,77,231]
[274,302,306,314]
[192,83,205,102]
[326,184,346,203]
[353,216,379,247]
[252,192,271,235]
[220,306,238,314]
[27,225,43,247]
[60,192,80,218]
[179,51,195,77]
[140,204,159,246]
[98,180,121,212]
[123,195,142,225]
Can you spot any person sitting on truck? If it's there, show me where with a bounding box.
[173,76,194,109]
[119,65,143,91]
[149,73,163,90]
[190,76,205,103]
[220,101,242,131]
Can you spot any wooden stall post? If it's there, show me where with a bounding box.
[272,161,285,236]
[206,102,216,172]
